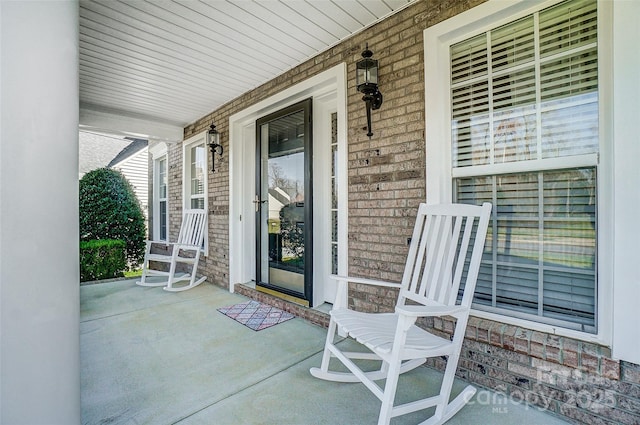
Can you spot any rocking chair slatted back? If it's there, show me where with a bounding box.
[177,209,206,248]
[399,202,491,309]
[310,202,492,425]
[136,209,207,292]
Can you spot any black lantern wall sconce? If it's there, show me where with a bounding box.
[207,123,223,172]
[356,44,383,139]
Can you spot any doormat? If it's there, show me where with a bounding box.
[217,300,295,331]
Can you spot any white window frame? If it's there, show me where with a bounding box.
[183,131,209,256]
[149,142,168,241]
[424,0,613,344]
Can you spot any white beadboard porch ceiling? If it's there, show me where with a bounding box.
[79,0,415,139]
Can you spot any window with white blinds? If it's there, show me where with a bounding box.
[450,0,598,332]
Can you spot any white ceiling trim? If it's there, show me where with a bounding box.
[80,107,184,142]
[79,0,416,135]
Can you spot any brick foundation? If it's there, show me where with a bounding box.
[234,283,329,329]
[438,317,640,425]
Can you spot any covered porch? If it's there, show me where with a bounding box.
[81,279,570,424]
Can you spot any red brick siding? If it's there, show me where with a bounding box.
[426,316,640,425]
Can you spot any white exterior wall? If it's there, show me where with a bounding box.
[0,1,81,423]
[611,0,640,364]
[112,147,150,217]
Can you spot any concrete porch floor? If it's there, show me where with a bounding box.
[81,280,571,425]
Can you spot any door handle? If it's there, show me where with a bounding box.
[253,195,267,212]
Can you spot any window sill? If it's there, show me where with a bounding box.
[469,308,608,346]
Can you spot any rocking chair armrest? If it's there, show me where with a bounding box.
[396,304,467,318]
[144,241,202,255]
[145,240,200,249]
[145,240,171,248]
[172,243,202,251]
[329,275,402,289]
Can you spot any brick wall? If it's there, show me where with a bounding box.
[153,0,640,423]
[423,316,640,424]
[161,0,484,292]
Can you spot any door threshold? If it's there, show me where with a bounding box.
[256,285,310,307]
[235,283,329,328]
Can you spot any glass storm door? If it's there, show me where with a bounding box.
[255,98,313,304]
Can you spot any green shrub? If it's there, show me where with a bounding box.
[79,168,146,267]
[80,239,127,282]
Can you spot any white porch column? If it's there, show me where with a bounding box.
[0,1,81,423]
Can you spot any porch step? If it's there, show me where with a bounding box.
[234,283,330,328]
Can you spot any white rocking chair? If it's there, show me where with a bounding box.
[136,209,207,292]
[310,202,492,425]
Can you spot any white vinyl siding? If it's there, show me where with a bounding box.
[112,148,149,218]
[450,0,598,332]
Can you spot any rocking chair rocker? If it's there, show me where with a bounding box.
[310,202,492,425]
[136,209,207,292]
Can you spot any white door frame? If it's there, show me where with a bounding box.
[228,63,347,307]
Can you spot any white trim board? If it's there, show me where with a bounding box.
[228,63,348,307]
